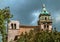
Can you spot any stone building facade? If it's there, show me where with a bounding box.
[7,4,52,42]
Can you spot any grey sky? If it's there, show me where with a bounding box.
[0,0,60,31]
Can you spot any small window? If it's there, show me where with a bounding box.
[11,24,13,29]
[44,25,46,28]
[45,17,47,20]
[14,24,16,29]
[47,25,49,28]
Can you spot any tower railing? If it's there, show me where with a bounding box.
[40,19,52,22]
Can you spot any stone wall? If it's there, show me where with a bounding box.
[8,24,38,42]
[8,29,20,42]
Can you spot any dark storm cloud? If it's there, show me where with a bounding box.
[0,0,60,31]
[10,0,42,25]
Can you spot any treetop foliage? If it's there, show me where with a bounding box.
[16,29,60,42]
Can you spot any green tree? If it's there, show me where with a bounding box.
[0,7,13,42]
[17,29,60,42]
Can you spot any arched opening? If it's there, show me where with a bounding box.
[14,24,16,29]
[45,17,47,20]
[11,23,13,29]
[44,25,46,28]
[47,25,49,28]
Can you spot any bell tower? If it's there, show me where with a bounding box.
[8,20,20,42]
[38,4,52,31]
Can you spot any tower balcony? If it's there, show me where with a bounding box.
[40,19,52,23]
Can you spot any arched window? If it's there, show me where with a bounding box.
[45,17,47,20]
[11,23,13,29]
[47,25,49,28]
[14,24,16,29]
[44,25,46,28]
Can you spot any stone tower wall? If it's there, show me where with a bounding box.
[8,21,20,42]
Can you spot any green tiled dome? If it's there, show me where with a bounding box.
[40,4,49,14]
